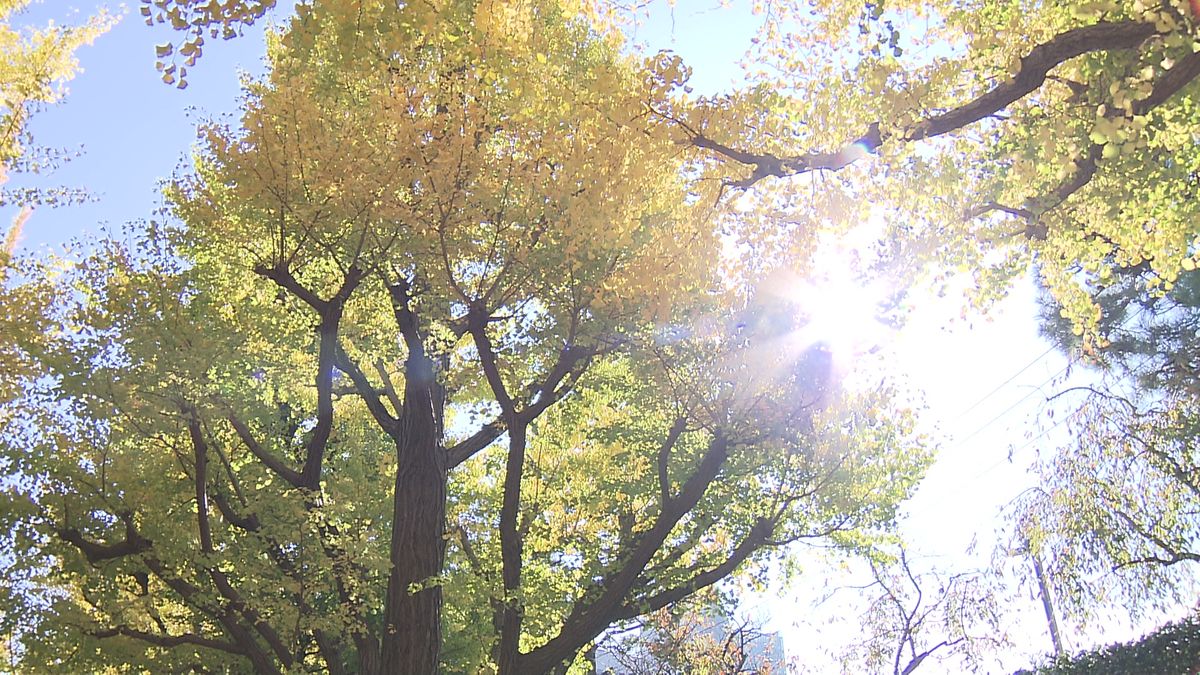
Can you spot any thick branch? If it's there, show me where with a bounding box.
[57,512,151,565]
[907,21,1157,141]
[520,434,730,673]
[694,21,1159,187]
[210,569,295,668]
[184,409,214,553]
[446,419,506,468]
[469,306,515,417]
[613,517,774,623]
[386,276,429,362]
[374,358,405,418]
[227,412,303,488]
[966,48,1200,235]
[302,316,340,489]
[254,262,327,313]
[252,264,363,490]
[92,625,245,655]
[1113,508,1199,565]
[1131,48,1200,115]
[446,340,598,470]
[211,488,261,532]
[518,343,598,424]
[1042,46,1200,211]
[494,417,528,672]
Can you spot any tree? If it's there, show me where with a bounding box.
[2,2,927,673]
[10,0,1200,672]
[595,591,782,674]
[0,1,110,177]
[1010,241,1200,626]
[1029,612,1200,674]
[0,0,110,397]
[833,546,1006,675]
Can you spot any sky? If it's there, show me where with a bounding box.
[6,1,271,251]
[4,1,1180,672]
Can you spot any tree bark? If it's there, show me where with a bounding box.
[377,350,447,674]
[495,423,527,675]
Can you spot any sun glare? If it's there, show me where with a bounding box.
[790,272,889,360]
[760,235,893,379]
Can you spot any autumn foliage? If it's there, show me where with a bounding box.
[4,0,1200,672]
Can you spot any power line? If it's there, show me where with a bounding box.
[951,300,1152,429]
[947,302,1156,454]
[955,343,1059,419]
[949,357,1074,451]
[1005,414,1070,460]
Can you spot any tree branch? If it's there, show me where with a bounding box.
[185,407,295,669]
[468,305,515,417]
[900,638,966,675]
[92,625,245,655]
[57,512,151,565]
[252,264,363,489]
[183,407,214,553]
[226,412,303,488]
[374,358,405,418]
[692,21,1159,187]
[211,487,261,532]
[143,557,281,675]
[302,317,341,489]
[656,417,688,507]
[613,517,774,623]
[333,344,398,433]
[385,275,429,363]
[520,433,730,673]
[446,418,506,468]
[254,262,327,313]
[907,21,1156,141]
[968,48,1200,233]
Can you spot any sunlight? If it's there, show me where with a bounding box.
[761,233,894,379]
[789,269,889,360]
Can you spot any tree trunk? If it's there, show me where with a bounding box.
[376,354,447,674]
[495,423,527,675]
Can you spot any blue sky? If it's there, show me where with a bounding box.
[7,1,270,251]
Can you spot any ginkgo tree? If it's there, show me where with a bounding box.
[0,5,110,667]
[8,0,1200,672]
[0,0,109,399]
[3,1,927,673]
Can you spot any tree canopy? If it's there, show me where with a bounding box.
[5,0,1200,672]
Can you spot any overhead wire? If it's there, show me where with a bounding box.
[945,301,1153,455]
[948,355,1074,452]
[954,343,1059,418]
